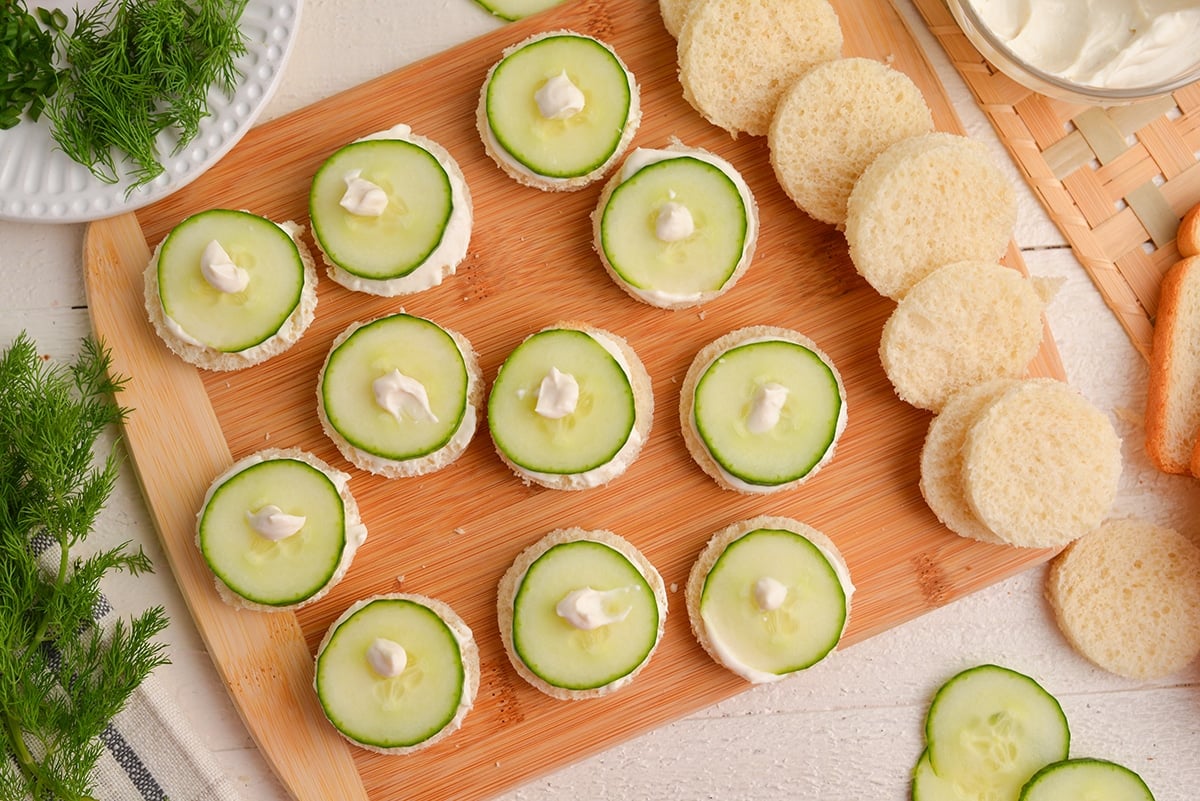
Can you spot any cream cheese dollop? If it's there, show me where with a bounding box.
[535,366,580,419]
[339,169,389,217]
[535,71,586,119]
[200,240,249,294]
[374,369,438,424]
[556,586,633,630]
[366,637,408,678]
[968,0,1200,89]
[752,576,788,612]
[655,198,695,242]
[245,504,306,542]
[746,382,789,435]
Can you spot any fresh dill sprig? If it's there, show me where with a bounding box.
[0,0,66,129]
[45,0,250,191]
[0,333,169,801]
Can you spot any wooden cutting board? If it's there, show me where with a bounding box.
[82,1,1065,799]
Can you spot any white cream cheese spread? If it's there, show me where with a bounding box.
[555,586,634,630]
[339,169,389,217]
[968,0,1200,89]
[245,504,306,542]
[366,637,408,678]
[752,576,788,612]
[200,240,250,294]
[655,199,695,243]
[373,368,439,424]
[535,366,580,419]
[746,382,789,435]
[535,71,586,119]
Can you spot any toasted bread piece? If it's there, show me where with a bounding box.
[658,0,696,37]
[880,261,1053,412]
[844,132,1017,300]
[1177,201,1200,258]
[962,378,1122,549]
[768,57,933,227]
[1146,255,1200,474]
[1046,517,1200,680]
[677,0,842,137]
[919,379,1021,545]
[497,527,667,699]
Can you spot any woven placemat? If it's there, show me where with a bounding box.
[912,0,1200,361]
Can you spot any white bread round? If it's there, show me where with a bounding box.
[316,125,473,297]
[677,0,843,137]
[476,30,641,192]
[1046,517,1200,680]
[496,527,668,700]
[962,378,1122,549]
[144,218,317,372]
[316,315,482,478]
[490,321,653,490]
[768,57,933,227]
[880,260,1051,412]
[844,132,1017,300]
[918,379,1020,545]
[658,0,697,37]
[1177,201,1200,257]
[686,515,853,683]
[590,141,759,309]
[314,592,479,754]
[679,325,847,494]
[195,447,368,612]
[1145,255,1200,475]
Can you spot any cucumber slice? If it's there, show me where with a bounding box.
[156,209,304,352]
[473,0,566,20]
[488,328,635,475]
[309,138,453,281]
[1020,759,1154,801]
[198,455,347,607]
[315,596,469,750]
[913,749,969,801]
[600,154,749,299]
[485,33,633,179]
[699,526,847,677]
[692,338,843,487]
[923,664,1070,801]
[511,540,660,691]
[320,313,470,463]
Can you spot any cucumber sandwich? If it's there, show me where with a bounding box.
[144,209,318,371]
[196,448,367,611]
[497,528,667,699]
[309,124,472,297]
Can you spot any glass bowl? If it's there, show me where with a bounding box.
[945,0,1200,106]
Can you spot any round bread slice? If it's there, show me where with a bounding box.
[196,447,368,612]
[489,321,654,490]
[144,218,317,372]
[686,515,853,683]
[677,0,843,137]
[919,379,1021,545]
[880,261,1051,412]
[962,378,1122,549]
[658,0,697,37]
[1046,517,1200,680]
[497,527,668,700]
[680,325,847,494]
[314,592,479,754]
[768,57,933,227]
[844,132,1017,299]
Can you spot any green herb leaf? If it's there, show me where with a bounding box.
[0,0,60,125]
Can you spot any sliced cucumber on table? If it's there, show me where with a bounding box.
[156,208,304,352]
[1020,758,1155,801]
[473,0,566,20]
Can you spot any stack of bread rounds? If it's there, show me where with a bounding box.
[844,132,1017,300]
[768,57,933,227]
[677,0,843,137]
[879,261,1058,412]
[921,378,1122,549]
[1046,517,1200,679]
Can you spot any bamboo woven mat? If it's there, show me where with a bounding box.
[912,0,1200,361]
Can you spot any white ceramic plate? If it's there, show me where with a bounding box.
[0,0,303,223]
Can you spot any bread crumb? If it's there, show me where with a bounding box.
[396,575,405,586]
[670,582,678,593]
[453,527,466,535]
[697,310,707,320]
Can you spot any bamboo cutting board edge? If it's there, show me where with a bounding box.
[81,1,1066,799]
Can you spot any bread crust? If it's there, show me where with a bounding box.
[1177,201,1200,258]
[1145,255,1200,474]
[489,321,653,490]
[496,527,667,700]
[590,141,759,309]
[316,314,483,478]
[195,447,368,612]
[144,217,318,372]
[476,30,641,192]
[679,325,847,494]
[314,592,479,754]
[685,515,852,683]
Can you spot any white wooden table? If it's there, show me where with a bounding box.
[2,1,1197,799]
